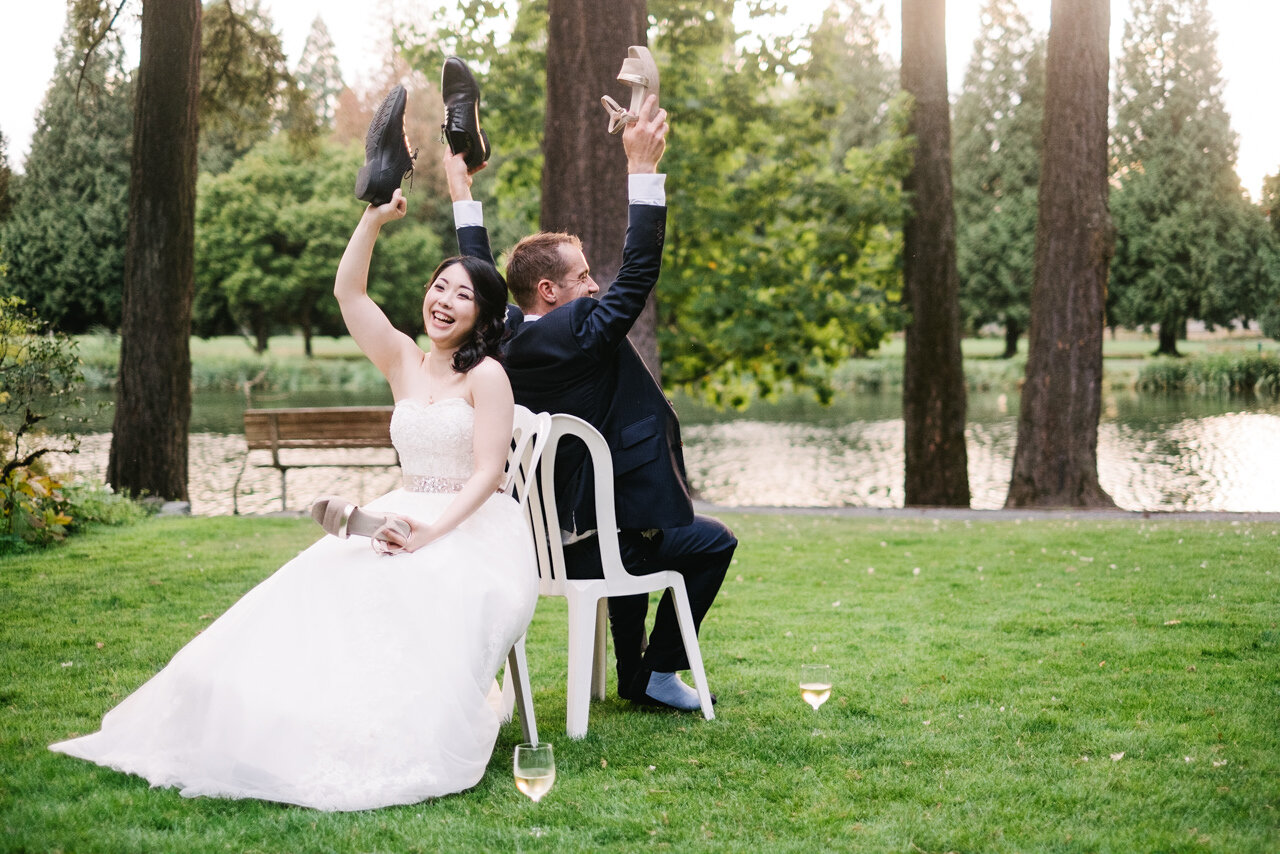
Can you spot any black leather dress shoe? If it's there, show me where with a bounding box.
[440,56,491,171]
[355,85,415,206]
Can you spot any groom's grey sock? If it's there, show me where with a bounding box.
[645,671,702,710]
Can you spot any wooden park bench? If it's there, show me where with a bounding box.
[233,406,399,512]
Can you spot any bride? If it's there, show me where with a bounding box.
[50,187,538,811]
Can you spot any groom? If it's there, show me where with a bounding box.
[445,97,736,712]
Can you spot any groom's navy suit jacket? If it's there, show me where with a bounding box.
[458,203,693,538]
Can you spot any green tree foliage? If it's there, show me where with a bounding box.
[1263,173,1280,237]
[1252,173,1280,339]
[0,128,13,223]
[0,297,84,546]
[200,0,312,175]
[0,7,132,333]
[294,17,345,130]
[0,296,143,549]
[402,0,549,250]
[1109,0,1269,355]
[653,0,911,404]
[400,0,910,404]
[952,0,1044,358]
[804,0,899,156]
[196,137,443,354]
[0,296,85,479]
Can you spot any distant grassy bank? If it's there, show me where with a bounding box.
[3,513,1277,852]
[71,331,1280,398]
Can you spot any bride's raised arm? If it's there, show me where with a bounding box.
[334,189,421,384]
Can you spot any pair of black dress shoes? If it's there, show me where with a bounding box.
[354,57,490,207]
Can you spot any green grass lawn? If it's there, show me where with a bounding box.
[2,514,1278,853]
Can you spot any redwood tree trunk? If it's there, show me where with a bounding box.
[107,0,201,501]
[901,0,970,507]
[543,0,660,379]
[1005,0,1115,508]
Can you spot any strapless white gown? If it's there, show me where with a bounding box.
[50,399,538,811]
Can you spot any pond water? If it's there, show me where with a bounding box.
[51,389,1280,515]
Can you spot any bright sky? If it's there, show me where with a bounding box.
[2,1,1275,198]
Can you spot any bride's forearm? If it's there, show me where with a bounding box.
[334,217,381,304]
[409,471,504,550]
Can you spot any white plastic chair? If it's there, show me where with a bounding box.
[524,412,714,739]
[498,405,553,743]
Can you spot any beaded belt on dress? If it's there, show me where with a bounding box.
[402,474,468,493]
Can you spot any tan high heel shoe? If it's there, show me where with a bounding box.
[310,496,410,543]
[600,45,659,134]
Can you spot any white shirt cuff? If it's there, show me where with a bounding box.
[628,173,666,207]
[453,200,483,228]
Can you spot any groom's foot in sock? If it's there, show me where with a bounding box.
[629,670,716,711]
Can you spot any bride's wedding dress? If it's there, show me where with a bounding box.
[51,398,538,811]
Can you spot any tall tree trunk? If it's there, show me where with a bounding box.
[901,0,970,507]
[1003,317,1021,359]
[543,0,661,380]
[254,321,269,354]
[107,0,201,501]
[1155,319,1181,356]
[1005,0,1115,509]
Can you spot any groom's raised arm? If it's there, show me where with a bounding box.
[444,152,495,266]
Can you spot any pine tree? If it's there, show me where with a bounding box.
[0,7,133,332]
[199,0,300,174]
[1262,173,1279,239]
[1251,173,1280,340]
[952,0,1045,358]
[0,128,13,223]
[295,16,344,130]
[804,0,899,157]
[1110,0,1246,355]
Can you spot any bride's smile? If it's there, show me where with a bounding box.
[423,266,477,344]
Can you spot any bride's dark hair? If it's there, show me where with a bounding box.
[426,255,508,373]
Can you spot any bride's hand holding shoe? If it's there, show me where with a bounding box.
[371,514,439,556]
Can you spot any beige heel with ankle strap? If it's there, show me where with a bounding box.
[600,46,659,134]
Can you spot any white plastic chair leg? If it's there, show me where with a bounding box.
[501,636,539,744]
[565,591,603,739]
[670,581,715,721]
[591,598,608,701]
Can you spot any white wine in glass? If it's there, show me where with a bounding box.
[513,742,556,802]
[799,664,833,710]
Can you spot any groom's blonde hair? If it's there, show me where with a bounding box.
[505,232,582,311]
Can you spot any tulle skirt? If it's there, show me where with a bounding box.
[50,489,538,811]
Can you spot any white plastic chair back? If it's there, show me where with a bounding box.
[521,412,714,738]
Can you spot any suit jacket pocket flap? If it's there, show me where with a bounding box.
[620,415,658,448]
[615,415,660,475]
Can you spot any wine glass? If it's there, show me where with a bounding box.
[799,664,833,710]
[513,741,556,803]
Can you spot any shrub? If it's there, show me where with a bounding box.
[0,468,71,550]
[1137,352,1280,395]
[61,480,149,527]
[1,297,87,474]
[0,297,129,550]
